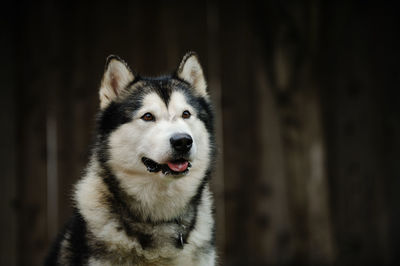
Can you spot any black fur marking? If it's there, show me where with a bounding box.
[136,232,154,250]
[137,76,174,106]
[68,212,90,265]
[100,166,142,222]
[45,210,89,265]
[101,169,156,250]
[196,97,215,133]
[170,168,214,249]
[155,80,172,106]
[45,226,65,265]
[97,101,132,137]
[86,240,109,260]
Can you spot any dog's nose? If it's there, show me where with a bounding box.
[170,133,193,153]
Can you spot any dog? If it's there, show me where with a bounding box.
[45,52,216,265]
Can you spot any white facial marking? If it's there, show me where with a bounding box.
[108,91,209,172]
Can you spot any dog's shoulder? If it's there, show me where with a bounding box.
[44,210,88,265]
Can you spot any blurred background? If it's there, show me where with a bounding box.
[1,0,399,265]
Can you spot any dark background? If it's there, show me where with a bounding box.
[1,1,399,265]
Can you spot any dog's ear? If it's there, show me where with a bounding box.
[99,55,135,109]
[176,52,208,98]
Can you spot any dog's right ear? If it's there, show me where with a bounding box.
[99,55,135,109]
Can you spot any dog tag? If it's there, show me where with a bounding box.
[179,233,184,248]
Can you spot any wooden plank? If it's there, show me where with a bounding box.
[14,2,64,264]
[319,2,395,263]
[0,3,17,265]
[206,0,226,264]
[219,3,264,264]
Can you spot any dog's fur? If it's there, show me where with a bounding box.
[45,52,216,265]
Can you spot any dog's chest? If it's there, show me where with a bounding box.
[88,215,194,264]
[126,219,190,250]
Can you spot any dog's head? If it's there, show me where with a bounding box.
[96,52,214,180]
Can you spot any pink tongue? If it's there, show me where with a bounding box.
[167,161,189,172]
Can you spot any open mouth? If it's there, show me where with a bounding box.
[142,157,192,175]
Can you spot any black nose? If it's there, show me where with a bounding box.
[170,133,193,153]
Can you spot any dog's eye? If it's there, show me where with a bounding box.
[182,110,191,119]
[141,112,155,122]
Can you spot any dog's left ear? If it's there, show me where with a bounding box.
[176,52,208,98]
[99,55,135,109]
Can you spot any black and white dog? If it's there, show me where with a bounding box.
[46,52,216,265]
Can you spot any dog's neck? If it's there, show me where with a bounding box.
[100,157,205,222]
[74,159,207,259]
[100,166,197,247]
